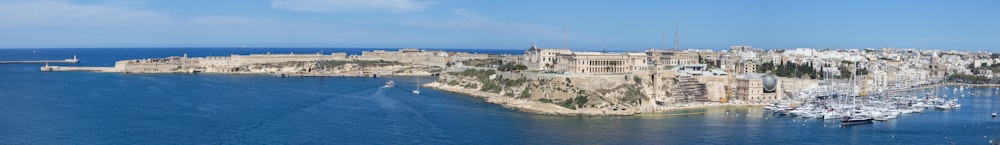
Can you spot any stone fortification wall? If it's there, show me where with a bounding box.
[115,61,182,73]
[230,54,348,65]
[698,75,729,102]
[195,57,232,66]
[497,72,629,91]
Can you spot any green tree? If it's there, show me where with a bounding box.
[574,95,588,108]
[518,89,531,99]
[839,66,852,79]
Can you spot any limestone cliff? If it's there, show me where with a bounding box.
[430,69,668,115]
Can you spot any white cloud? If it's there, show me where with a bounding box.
[271,0,430,13]
[0,1,364,48]
[401,8,547,33]
[453,8,473,17]
[0,1,169,27]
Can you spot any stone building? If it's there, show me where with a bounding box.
[734,74,782,103]
[524,45,572,71]
[554,52,649,75]
[645,49,697,66]
[734,60,758,75]
[522,45,651,75]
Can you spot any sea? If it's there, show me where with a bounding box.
[1,48,998,144]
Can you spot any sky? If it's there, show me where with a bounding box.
[1,0,998,51]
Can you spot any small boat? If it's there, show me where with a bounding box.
[764,104,778,111]
[934,100,960,109]
[992,112,997,118]
[383,80,395,88]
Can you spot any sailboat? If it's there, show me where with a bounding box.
[412,77,421,95]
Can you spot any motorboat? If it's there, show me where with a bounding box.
[801,111,819,118]
[384,80,395,88]
[789,106,813,116]
[900,108,914,114]
[874,116,889,121]
[823,111,842,120]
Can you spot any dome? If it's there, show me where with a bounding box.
[762,75,777,92]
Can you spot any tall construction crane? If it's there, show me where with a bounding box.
[722,59,736,103]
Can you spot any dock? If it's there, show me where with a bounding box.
[0,55,79,64]
[40,66,116,72]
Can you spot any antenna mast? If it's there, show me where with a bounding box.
[533,35,537,47]
[674,24,679,51]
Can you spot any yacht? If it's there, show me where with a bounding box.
[934,102,959,109]
[841,115,874,125]
[412,77,421,95]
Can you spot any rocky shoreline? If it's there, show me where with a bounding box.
[424,81,770,116]
[423,82,639,116]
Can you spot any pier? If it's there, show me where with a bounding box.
[0,55,79,64]
[40,63,115,72]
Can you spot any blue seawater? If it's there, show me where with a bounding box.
[0,48,998,144]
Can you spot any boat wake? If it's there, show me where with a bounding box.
[370,85,452,143]
[216,86,383,144]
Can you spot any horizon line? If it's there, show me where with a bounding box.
[0,46,995,53]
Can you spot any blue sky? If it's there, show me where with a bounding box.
[1,0,998,51]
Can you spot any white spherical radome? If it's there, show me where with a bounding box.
[762,75,777,92]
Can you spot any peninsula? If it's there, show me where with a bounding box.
[42,46,1000,117]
